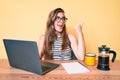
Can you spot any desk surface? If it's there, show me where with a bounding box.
[0,59,120,80]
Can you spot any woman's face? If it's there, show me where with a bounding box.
[54,12,67,33]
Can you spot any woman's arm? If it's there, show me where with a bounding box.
[68,24,86,61]
[38,35,44,58]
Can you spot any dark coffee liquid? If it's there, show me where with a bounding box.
[97,56,110,70]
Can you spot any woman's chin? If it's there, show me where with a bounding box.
[55,30,62,34]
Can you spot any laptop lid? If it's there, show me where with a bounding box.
[3,39,59,75]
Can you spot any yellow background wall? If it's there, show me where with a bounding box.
[0,0,120,60]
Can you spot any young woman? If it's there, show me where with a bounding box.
[38,8,86,60]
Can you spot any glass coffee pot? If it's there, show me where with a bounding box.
[97,45,116,71]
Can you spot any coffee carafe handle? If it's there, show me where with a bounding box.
[109,50,116,62]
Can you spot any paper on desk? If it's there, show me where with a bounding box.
[61,62,90,74]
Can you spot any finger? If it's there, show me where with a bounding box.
[79,22,84,27]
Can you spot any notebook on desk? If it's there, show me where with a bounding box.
[3,39,59,75]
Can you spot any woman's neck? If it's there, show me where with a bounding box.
[55,32,62,37]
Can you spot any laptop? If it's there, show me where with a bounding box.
[3,39,59,75]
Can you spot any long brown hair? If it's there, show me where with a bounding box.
[42,8,70,59]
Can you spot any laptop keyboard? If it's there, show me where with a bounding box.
[41,62,52,72]
[40,61,59,73]
[41,66,51,72]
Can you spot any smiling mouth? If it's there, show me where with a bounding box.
[57,24,64,28]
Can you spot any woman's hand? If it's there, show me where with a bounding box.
[74,24,83,34]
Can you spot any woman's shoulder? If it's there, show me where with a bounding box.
[39,34,45,41]
[68,33,77,43]
[68,34,76,39]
